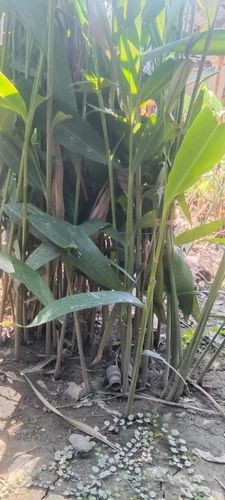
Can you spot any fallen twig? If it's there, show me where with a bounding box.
[22,373,118,451]
[106,392,217,415]
[215,477,225,491]
[22,356,57,374]
[187,377,225,419]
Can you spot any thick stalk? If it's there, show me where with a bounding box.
[22,49,45,260]
[54,315,68,379]
[167,251,225,401]
[126,216,167,415]
[1,13,9,72]
[163,293,172,388]
[141,302,153,387]
[134,165,142,338]
[46,0,56,357]
[166,229,182,368]
[122,128,135,393]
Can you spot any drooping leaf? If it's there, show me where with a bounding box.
[0,72,27,121]
[164,107,225,210]
[0,251,53,305]
[175,218,225,245]
[27,291,143,327]
[26,243,60,271]
[142,349,186,385]
[4,204,123,290]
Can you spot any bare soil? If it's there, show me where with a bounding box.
[0,338,225,500]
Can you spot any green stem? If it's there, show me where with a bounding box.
[189,323,225,376]
[163,293,172,388]
[93,46,117,229]
[46,0,56,357]
[166,228,182,368]
[126,215,167,415]
[1,12,9,72]
[22,50,45,261]
[122,127,135,393]
[198,330,225,384]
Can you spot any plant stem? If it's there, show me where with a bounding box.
[46,0,56,357]
[123,127,135,393]
[141,302,153,387]
[166,228,182,368]
[64,261,90,391]
[189,322,225,376]
[54,315,68,378]
[197,327,225,384]
[163,293,172,388]
[93,46,117,229]
[126,216,167,415]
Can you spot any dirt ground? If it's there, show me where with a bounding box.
[0,337,225,500]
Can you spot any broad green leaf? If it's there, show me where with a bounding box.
[27,291,143,327]
[5,204,123,291]
[3,0,77,114]
[54,117,109,165]
[164,247,199,319]
[140,59,181,106]
[176,219,225,245]
[0,108,16,131]
[136,210,156,229]
[164,107,225,210]
[26,243,60,271]
[0,134,43,190]
[0,72,27,121]
[0,251,53,305]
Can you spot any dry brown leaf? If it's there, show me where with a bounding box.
[52,143,65,219]
[90,182,110,221]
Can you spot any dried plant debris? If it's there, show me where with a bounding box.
[26,412,212,499]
